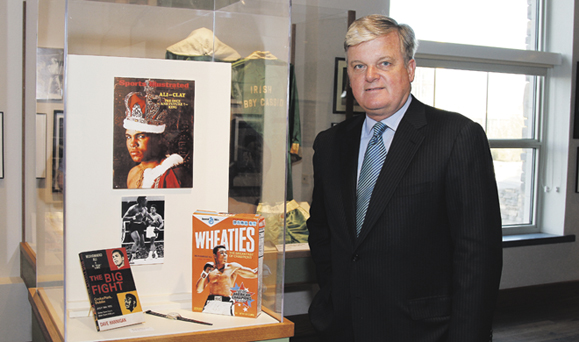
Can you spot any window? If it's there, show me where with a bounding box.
[390,0,539,51]
[390,0,561,233]
[412,68,540,228]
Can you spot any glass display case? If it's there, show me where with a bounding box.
[26,0,294,340]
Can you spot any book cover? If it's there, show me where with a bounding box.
[79,248,144,331]
[192,210,265,318]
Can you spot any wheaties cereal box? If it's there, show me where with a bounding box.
[192,210,265,318]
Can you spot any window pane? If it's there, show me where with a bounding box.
[390,0,538,50]
[412,67,435,106]
[412,68,487,127]
[487,73,536,140]
[433,68,487,127]
[492,148,535,226]
[412,68,538,139]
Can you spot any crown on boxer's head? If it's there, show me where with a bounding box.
[123,80,167,133]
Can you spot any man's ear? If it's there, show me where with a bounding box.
[407,59,416,82]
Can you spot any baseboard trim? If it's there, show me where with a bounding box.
[497,280,579,310]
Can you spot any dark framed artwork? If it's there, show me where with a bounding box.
[575,62,579,139]
[576,147,579,193]
[332,57,364,114]
[0,112,4,178]
[36,48,64,101]
[229,115,263,205]
[52,110,64,192]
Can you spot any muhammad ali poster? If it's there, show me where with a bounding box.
[113,77,194,189]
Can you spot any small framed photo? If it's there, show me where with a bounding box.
[36,48,64,101]
[574,61,579,139]
[52,110,64,192]
[121,195,165,265]
[0,112,4,178]
[576,147,579,193]
[332,57,364,114]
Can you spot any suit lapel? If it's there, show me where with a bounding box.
[355,98,427,246]
[339,115,365,242]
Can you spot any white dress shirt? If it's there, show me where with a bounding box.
[357,95,413,182]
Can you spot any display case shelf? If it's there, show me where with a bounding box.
[29,287,293,342]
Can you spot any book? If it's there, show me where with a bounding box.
[192,210,265,318]
[79,248,144,331]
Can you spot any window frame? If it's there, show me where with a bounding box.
[413,40,560,234]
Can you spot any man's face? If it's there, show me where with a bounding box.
[214,248,227,265]
[346,31,416,121]
[151,207,157,215]
[112,252,123,267]
[125,297,133,310]
[125,130,153,163]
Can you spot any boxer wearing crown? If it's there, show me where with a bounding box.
[123,80,192,188]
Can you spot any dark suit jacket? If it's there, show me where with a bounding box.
[307,97,503,342]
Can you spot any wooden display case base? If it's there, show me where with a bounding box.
[29,287,293,342]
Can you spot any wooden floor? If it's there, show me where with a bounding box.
[289,281,579,342]
[492,282,579,342]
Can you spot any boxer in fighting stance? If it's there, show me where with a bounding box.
[195,245,257,315]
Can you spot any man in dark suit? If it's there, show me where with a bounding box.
[307,14,503,342]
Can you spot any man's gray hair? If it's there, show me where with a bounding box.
[345,14,418,65]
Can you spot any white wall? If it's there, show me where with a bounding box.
[0,0,32,340]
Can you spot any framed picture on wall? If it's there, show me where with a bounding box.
[0,112,4,179]
[36,113,47,179]
[229,115,263,205]
[574,62,579,139]
[332,57,364,114]
[52,110,64,192]
[36,48,64,101]
[576,147,579,193]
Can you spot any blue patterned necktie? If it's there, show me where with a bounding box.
[356,122,388,236]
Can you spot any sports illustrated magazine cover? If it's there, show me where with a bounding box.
[192,210,265,318]
[79,247,144,331]
[113,77,194,189]
[121,196,165,265]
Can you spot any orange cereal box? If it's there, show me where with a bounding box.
[192,210,264,318]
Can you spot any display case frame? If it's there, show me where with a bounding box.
[25,0,294,340]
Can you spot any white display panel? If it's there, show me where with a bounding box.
[65,55,232,314]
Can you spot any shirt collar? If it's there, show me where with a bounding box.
[363,95,413,134]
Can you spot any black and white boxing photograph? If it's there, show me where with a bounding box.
[121,195,165,265]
